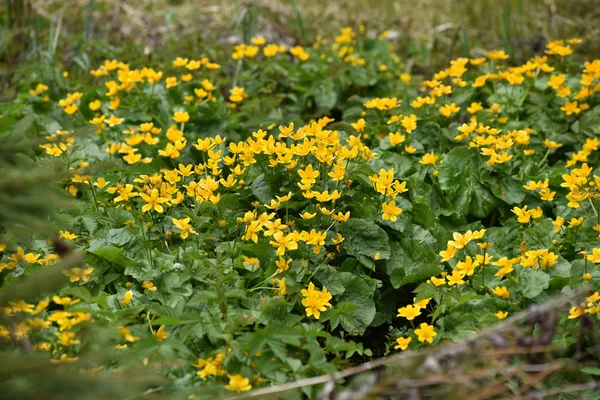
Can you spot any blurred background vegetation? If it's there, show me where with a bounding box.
[2,0,600,96]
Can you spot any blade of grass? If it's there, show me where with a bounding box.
[290,0,305,43]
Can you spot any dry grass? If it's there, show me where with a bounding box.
[5,0,600,70]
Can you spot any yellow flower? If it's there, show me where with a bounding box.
[491,286,510,299]
[94,177,109,189]
[225,374,252,392]
[561,101,581,115]
[301,282,333,319]
[64,104,78,115]
[301,212,316,220]
[298,165,320,185]
[401,114,417,133]
[275,257,291,273]
[251,36,266,45]
[467,102,483,114]
[229,87,248,103]
[166,77,178,88]
[389,132,406,146]
[543,138,562,149]
[419,152,439,166]
[397,304,421,320]
[50,354,78,364]
[63,267,94,282]
[381,201,403,222]
[446,269,466,286]
[586,292,600,304]
[547,74,565,89]
[290,45,309,61]
[172,217,197,239]
[31,297,50,315]
[586,248,600,263]
[413,297,431,309]
[351,118,366,133]
[272,277,286,295]
[494,311,508,320]
[568,305,583,319]
[439,103,460,118]
[486,50,509,60]
[394,336,412,350]
[332,233,345,244]
[173,111,190,123]
[106,114,123,126]
[10,300,34,313]
[89,100,102,111]
[269,232,298,257]
[139,188,169,213]
[121,290,133,306]
[568,217,584,227]
[456,256,479,276]
[414,323,437,343]
[59,230,78,241]
[332,211,350,222]
[173,57,188,67]
[153,324,170,341]
[511,205,531,224]
[53,296,79,306]
[56,331,80,346]
[142,281,157,291]
[119,326,140,343]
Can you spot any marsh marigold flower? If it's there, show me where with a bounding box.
[395,336,412,350]
[414,323,437,343]
[225,374,252,392]
[63,267,94,282]
[173,111,190,123]
[301,282,333,319]
[397,304,421,320]
[381,201,403,222]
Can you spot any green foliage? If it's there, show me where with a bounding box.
[0,21,599,400]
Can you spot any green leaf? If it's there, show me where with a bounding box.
[106,228,135,246]
[321,273,375,335]
[551,256,571,278]
[438,147,498,218]
[376,152,416,178]
[249,173,273,203]
[581,367,600,376]
[411,202,436,227]
[315,266,347,296]
[347,164,376,187]
[576,105,600,134]
[313,82,338,110]
[523,219,554,250]
[62,286,92,302]
[521,269,550,298]
[487,176,526,205]
[387,239,441,289]
[242,243,276,271]
[339,219,390,265]
[91,246,133,267]
[80,214,99,234]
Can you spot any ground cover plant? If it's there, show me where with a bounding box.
[1,24,600,399]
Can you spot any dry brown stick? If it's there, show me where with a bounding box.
[465,377,513,400]
[517,363,562,394]
[530,380,600,399]
[484,344,561,357]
